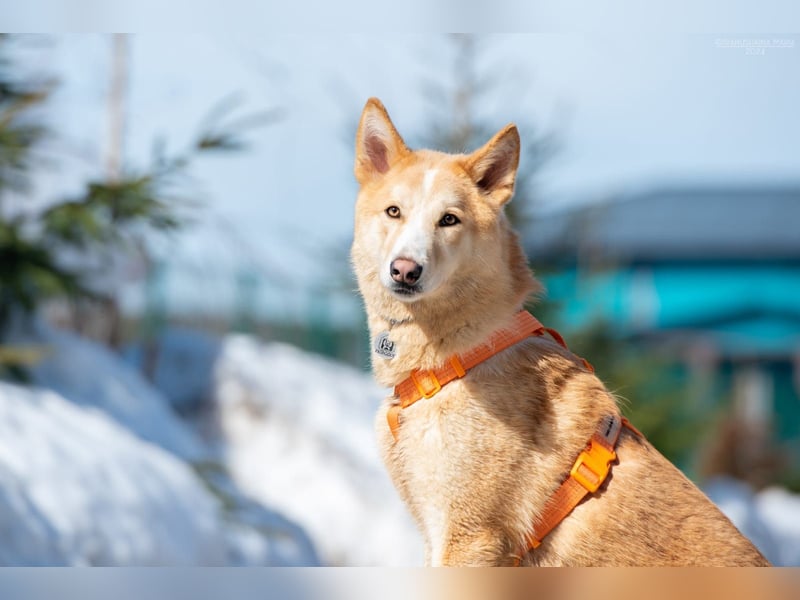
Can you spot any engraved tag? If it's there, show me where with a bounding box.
[373,331,396,359]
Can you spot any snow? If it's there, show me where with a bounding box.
[124,326,420,565]
[7,320,203,459]
[0,319,319,566]
[755,487,800,567]
[212,335,422,566]
[0,381,222,565]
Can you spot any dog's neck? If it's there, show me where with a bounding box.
[365,304,509,387]
[362,238,540,388]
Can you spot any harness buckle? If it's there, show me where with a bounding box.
[569,441,616,493]
[410,370,442,400]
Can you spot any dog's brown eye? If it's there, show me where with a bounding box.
[386,206,401,218]
[439,213,460,227]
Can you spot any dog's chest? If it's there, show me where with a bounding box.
[378,381,497,539]
[385,386,458,485]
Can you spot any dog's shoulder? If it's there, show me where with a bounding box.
[464,335,617,433]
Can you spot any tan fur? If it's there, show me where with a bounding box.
[351,98,769,566]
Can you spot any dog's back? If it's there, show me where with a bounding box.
[551,432,768,566]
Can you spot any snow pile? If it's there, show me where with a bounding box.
[0,322,319,566]
[213,335,422,566]
[704,477,800,566]
[8,321,202,458]
[0,381,223,565]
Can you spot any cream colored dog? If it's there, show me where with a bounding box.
[350,97,769,566]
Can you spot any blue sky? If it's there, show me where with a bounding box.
[14,33,800,318]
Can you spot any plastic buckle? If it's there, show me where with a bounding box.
[569,441,616,493]
[410,370,442,399]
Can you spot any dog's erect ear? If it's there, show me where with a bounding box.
[464,124,520,207]
[355,98,409,186]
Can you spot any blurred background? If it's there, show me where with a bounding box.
[0,32,798,566]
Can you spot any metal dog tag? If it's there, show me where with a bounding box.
[373,332,396,360]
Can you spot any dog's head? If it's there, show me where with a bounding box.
[352,98,526,307]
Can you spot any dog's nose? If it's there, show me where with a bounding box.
[390,258,423,285]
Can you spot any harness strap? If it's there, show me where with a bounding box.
[512,415,642,566]
[388,311,592,440]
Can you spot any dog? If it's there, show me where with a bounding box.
[350,97,769,566]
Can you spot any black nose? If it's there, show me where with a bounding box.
[390,258,423,285]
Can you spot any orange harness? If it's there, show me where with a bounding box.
[388,311,592,439]
[387,310,641,563]
[514,413,641,565]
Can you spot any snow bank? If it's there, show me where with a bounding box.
[1,320,319,566]
[0,381,224,565]
[213,336,422,566]
[8,321,202,458]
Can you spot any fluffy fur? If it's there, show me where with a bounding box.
[351,97,769,566]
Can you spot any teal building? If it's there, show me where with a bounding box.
[527,186,800,477]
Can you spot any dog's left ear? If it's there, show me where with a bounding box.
[464,124,520,207]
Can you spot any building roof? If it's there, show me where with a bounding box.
[525,185,800,264]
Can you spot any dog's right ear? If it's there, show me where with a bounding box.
[355,98,409,186]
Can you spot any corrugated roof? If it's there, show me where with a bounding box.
[525,186,800,262]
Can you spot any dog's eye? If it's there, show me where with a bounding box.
[385,206,401,218]
[439,213,460,227]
